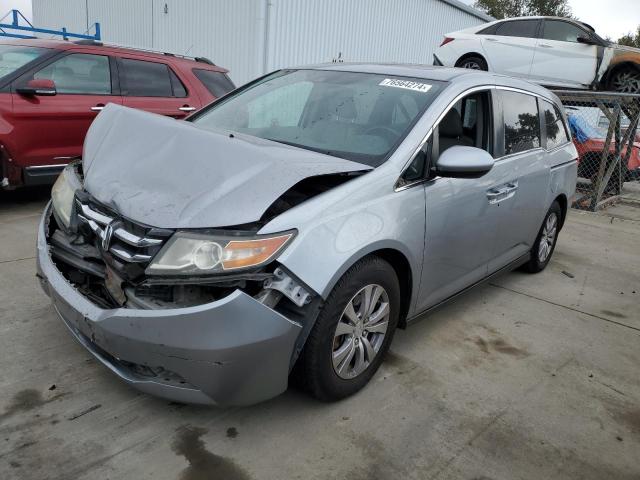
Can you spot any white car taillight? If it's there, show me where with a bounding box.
[440,37,454,47]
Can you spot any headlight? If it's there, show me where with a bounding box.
[146,231,295,275]
[51,163,82,228]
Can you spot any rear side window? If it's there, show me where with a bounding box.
[477,23,499,35]
[493,20,539,38]
[193,69,235,98]
[501,90,541,155]
[34,53,111,94]
[542,100,569,149]
[542,20,586,43]
[120,58,176,97]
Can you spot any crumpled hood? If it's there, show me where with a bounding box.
[82,104,371,229]
[611,44,640,55]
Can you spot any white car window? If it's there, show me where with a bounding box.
[542,21,586,43]
[493,20,539,38]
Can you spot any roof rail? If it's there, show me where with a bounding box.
[74,39,103,46]
[71,39,215,65]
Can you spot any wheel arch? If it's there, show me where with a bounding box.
[369,248,413,329]
[318,243,417,329]
[554,193,568,229]
[602,61,640,89]
[455,52,488,69]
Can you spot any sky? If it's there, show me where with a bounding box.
[459,0,640,40]
[0,0,32,22]
[1,0,639,43]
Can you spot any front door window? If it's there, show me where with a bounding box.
[34,53,111,95]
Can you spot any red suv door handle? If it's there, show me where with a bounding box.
[178,105,196,112]
[90,104,105,112]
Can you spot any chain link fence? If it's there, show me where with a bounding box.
[553,91,640,211]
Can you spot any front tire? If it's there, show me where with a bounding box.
[456,55,488,71]
[296,256,400,401]
[607,68,640,94]
[523,201,562,273]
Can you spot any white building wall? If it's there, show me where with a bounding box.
[31,0,489,86]
[31,0,87,36]
[88,0,154,49]
[265,0,485,72]
[150,0,264,89]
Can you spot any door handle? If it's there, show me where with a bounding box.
[485,38,498,42]
[503,181,519,193]
[487,181,518,204]
[178,105,196,112]
[487,188,507,199]
[90,104,105,111]
[539,43,553,49]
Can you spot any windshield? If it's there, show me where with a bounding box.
[0,45,48,81]
[191,69,446,166]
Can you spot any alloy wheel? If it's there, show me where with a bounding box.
[538,212,558,263]
[461,61,482,70]
[332,284,390,379]
[611,70,640,94]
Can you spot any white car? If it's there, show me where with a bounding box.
[434,16,640,93]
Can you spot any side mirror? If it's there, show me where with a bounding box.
[577,34,597,46]
[436,146,494,178]
[16,79,57,96]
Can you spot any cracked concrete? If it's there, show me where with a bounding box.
[0,186,638,480]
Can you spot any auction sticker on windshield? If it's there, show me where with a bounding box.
[379,78,432,93]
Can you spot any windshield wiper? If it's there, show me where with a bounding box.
[264,137,336,157]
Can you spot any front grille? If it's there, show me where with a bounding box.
[74,192,173,280]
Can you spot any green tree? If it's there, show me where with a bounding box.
[527,0,572,17]
[617,26,640,48]
[474,0,572,19]
[473,0,523,19]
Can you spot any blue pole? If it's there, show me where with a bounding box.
[0,9,101,41]
[0,22,101,40]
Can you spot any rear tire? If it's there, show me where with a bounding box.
[523,201,562,273]
[456,56,488,71]
[296,256,400,402]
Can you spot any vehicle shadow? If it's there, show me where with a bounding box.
[0,185,51,215]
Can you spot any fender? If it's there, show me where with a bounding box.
[261,169,427,319]
[315,239,419,301]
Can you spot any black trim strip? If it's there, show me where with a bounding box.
[550,159,578,171]
[405,252,530,325]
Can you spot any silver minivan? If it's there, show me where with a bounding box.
[37,65,578,405]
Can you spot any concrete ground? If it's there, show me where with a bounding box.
[1,187,639,480]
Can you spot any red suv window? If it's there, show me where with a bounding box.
[34,53,112,94]
[192,69,234,97]
[120,58,186,97]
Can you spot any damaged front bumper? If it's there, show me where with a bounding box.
[37,203,303,406]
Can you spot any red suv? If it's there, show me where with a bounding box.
[0,39,235,188]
